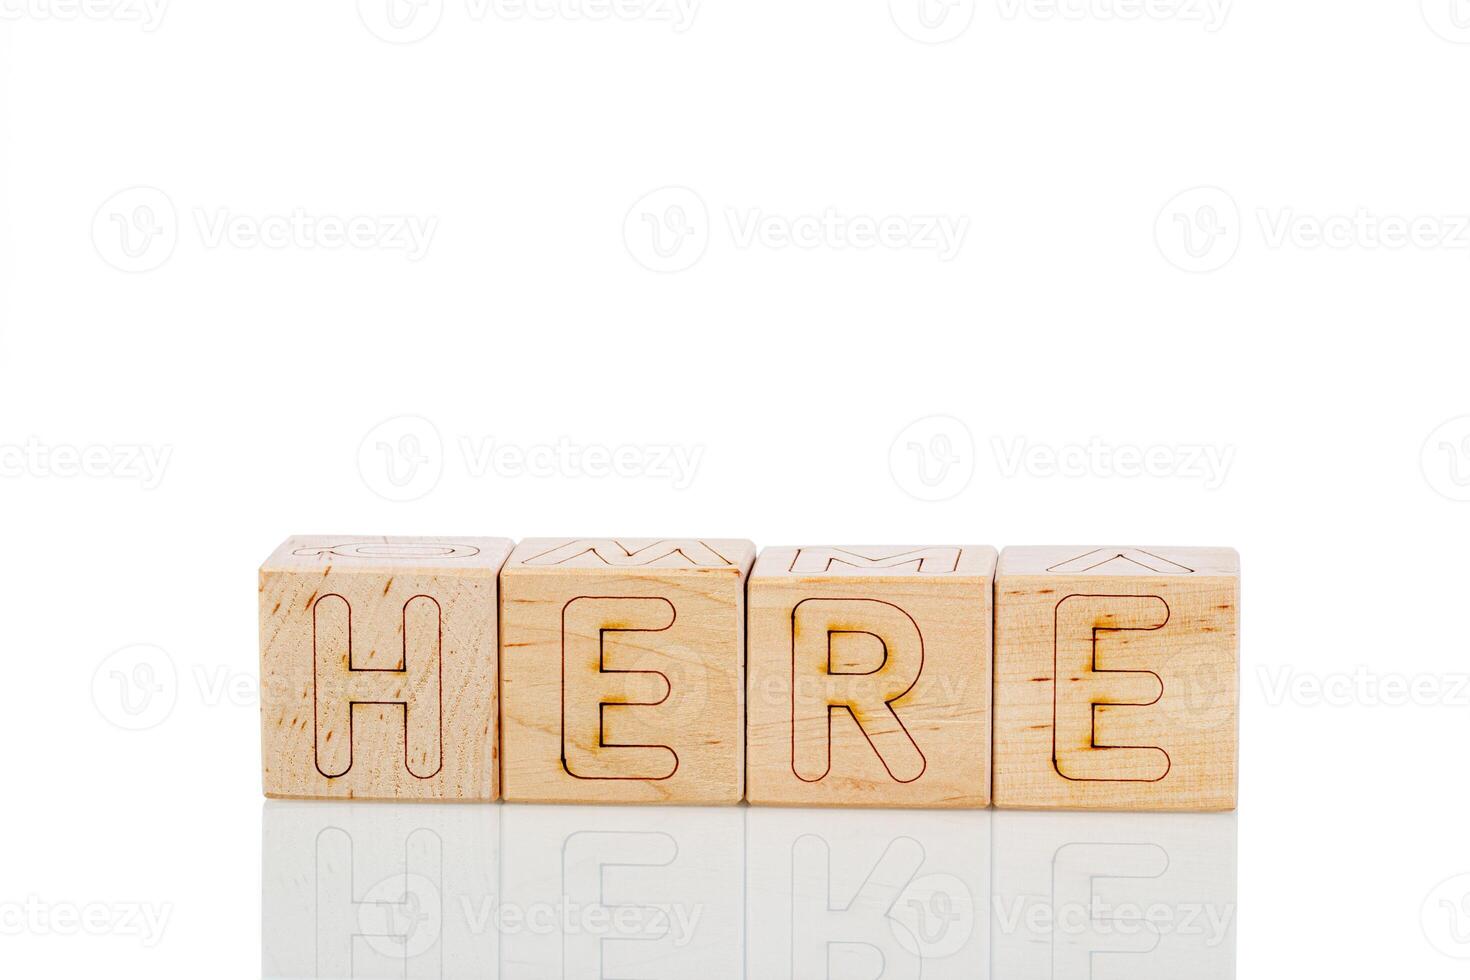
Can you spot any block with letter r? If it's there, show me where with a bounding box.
[745,546,996,808]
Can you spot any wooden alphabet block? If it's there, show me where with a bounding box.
[745,546,996,808]
[498,538,755,804]
[992,546,1239,811]
[258,536,513,801]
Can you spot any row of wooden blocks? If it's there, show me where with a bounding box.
[259,537,1238,810]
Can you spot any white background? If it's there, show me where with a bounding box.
[3,0,1470,975]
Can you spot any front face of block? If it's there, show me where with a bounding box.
[258,536,512,801]
[746,546,996,808]
[499,538,755,804]
[993,547,1239,811]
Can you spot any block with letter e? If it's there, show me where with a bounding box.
[993,546,1239,811]
[499,538,755,804]
[258,535,513,801]
[746,545,996,808]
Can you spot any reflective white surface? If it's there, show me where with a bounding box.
[263,803,1235,978]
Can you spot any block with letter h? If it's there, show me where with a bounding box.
[498,538,755,804]
[745,546,996,808]
[992,546,1239,811]
[258,536,513,801]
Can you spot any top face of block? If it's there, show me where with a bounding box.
[753,545,997,580]
[261,535,515,575]
[503,538,755,574]
[997,546,1238,578]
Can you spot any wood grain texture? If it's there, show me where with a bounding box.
[992,546,1239,812]
[746,546,996,808]
[258,535,513,801]
[499,538,755,804]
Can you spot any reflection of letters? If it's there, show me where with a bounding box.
[264,805,502,980]
[1051,842,1168,975]
[314,826,444,978]
[494,808,744,980]
[989,811,1238,979]
[561,831,681,975]
[790,835,925,980]
[266,806,1239,979]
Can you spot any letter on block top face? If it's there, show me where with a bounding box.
[258,535,513,801]
[498,538,756,804]
[992,546,1240,812]
[746,546,997,808]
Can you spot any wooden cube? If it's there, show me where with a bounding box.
[499,538,755,804]
[993,546,1239,811]
[258,535,512,801]
[746,546,996,808]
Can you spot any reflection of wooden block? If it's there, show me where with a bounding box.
[499,538,755,804]
[990,810,1237,975]
[746,546,996,808]
[993,547,1239,811]
[746,806,990,975]
[258,536,513,801]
